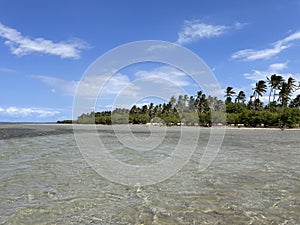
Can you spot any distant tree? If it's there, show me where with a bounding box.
[267,74,283,106]
[176,95,185,113]
[278,77,296,108]
[169,96,176,108]
[188,96,196,111]
[235,91,246,103]
[183,94,189,111]
[290,94,300,108]
[253,80,267,101]
[195,91,209,113]
[224,87,236,104]
[207,95,225,111]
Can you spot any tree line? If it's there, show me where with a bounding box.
[58,74,300,128]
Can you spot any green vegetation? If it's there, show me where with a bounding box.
[58,74,300,128]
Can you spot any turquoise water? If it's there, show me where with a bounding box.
[0,124,299,224]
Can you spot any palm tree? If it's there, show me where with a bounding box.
[188,96,196,111]
[253,80,267,101]
[287,77,297,92]
[183,94,189,107]
[278,77,296,108]
[224,87,236,104]
[169,96,176,108]
[290,94,300,108]
[195,91,209,113]
[267,74,283,106]
[278,81,290,108]
[235,91,246,103]
[176,95,184,113]
[252,80,267,110]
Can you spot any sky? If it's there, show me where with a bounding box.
[1,0,300,122]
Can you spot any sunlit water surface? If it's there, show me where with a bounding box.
[0,124,299,224]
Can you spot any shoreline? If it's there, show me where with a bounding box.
[1,123,300,131]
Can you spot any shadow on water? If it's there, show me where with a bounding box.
[0,126,74,140]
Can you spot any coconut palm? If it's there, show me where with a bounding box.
[267,74,283,106]
[252,80,267,110]
[278,77,297,108]
[278,81,290,108]
[188,96,196,111]
[235,91,246,103]
[287,77,297,92]
[290,94,300,108]
[224,87,236,104]
[252,80,267,101]
[195,91,209,113]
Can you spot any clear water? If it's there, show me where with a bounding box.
[0,124,299,224]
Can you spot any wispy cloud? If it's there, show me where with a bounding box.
[0,67,15,73]
[34,66,197,111]
[176,20,229,44]
[32,75,78,96]
[0,106,60,118]
[135,66,191,87]
[33,73,137,97]
[232,31,300,61]
[34,66,192,99]
[243,62,290,81]
[234,22,248,30]
[0,22,88,59]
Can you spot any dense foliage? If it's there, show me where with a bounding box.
[58,75,300,128]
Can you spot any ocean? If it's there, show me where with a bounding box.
[0,124,299,224]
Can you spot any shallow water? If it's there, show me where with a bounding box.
[0,124,299,224]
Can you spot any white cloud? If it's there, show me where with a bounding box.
[0,67,15,73]
[232,31,300,61]
[0,22,88,59]
[268,62,288,72]
[76,73,138,98]
[279,31,300,43]
[135,66,191,87]
[232,44,287,61]
[0,106,60,118]
[32,75,78,96]
[34,66,193,101]
[243,62,289,81]
[176,20,229,44]
[33,73,138,97]
[147,44,170,51]
[234,22,248,30]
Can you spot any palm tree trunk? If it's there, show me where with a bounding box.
[268,88,272,106]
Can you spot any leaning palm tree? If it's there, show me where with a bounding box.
[224,86,236,104]
[252,80,267,110]
[253,80,267,101]
[267,74,283,106]
[235,91,246,103]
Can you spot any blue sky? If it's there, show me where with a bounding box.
[1,0,300,122]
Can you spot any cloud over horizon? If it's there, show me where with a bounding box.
[0,22,88,59]
[0,106,60,119]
